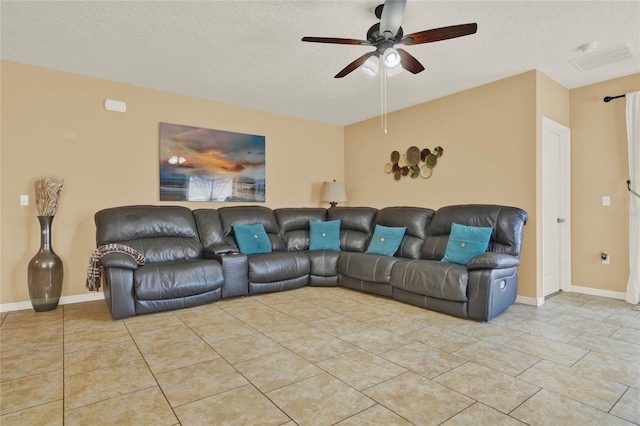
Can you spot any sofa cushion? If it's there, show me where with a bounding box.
[193,209,226,248]
[233,224,272,255]
[309,220,341,251]
[391,260,469,302]
[307,250,340,277]
[95,205,203,262]
[134,259,223,300]
[365,225,406,256]
[218,206,285,251]
[422,204,528,261]
[248,252,311,283]
[442,223,492,265]
[338,252,401,284]
[327,207,377,252]
[275,208,327,251]
[374,207,434,259]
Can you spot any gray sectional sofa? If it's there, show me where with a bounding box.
[94,204,527,321]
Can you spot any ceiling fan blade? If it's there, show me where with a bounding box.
[379,0,406,39]
[302,36,370,46]
[335,52,376,78]
[396,48,425,74]
[401,23,477,45]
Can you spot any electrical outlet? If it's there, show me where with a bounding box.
[20,195,29,206]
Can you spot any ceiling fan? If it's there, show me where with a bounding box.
[301,0,477,78]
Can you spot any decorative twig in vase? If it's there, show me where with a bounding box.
[28,177,65,312]
[34,178,64,216]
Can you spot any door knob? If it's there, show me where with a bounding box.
[557,218,565,223]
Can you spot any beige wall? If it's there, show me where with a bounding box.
[570,73,640,293]
[535,71,570,299]
[0,61,345,305]
[345,71,539,298]
[536,70,571,127]
[2,59,637,306]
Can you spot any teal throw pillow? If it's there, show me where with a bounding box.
[232,223,272,255]
[309,220,341,251]
[365,225,406,257]
[442,222,492,265]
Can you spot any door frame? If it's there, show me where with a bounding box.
[540,117,572,297]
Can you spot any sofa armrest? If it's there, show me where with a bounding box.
[203,244,240,256]
[102,267,136,319]
[101,253,141,270]
[467,253,520,271]
[207,252,248,298]
[467,267,519,321]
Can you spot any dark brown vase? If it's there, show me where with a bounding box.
[27,216,63,312]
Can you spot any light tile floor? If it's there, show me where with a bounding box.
[1,287,639,425]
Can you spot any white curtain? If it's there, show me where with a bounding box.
[625,91,640,305]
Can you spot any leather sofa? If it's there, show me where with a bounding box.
[94,204,527,321]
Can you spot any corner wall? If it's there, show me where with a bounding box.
[570,73,640,294]
[0,61,345,305]
[345,71,539,298]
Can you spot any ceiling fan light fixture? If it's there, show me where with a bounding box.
[362,55,379,76]
[386,62,403,76]
[383,48,401,68]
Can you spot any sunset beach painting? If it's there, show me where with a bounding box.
[159,122,266,202]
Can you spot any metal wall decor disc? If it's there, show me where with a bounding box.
[390,151,400,164]
[392,163,400,173]
[421,148,431,162]
[394,170,401,180]
[425,153,437,168]
[398,155,407,167]
[410,165,420,178]
[435,146,444,157]
[400,166,409,176]
[406,146,421,166]
[384,163,393,174]
[420,165,433,179]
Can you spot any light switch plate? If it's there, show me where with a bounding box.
[20,195,29,206]
[602,196,610,206]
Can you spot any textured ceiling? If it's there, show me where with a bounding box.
[1,1,639,126]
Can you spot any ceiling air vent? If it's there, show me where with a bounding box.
[570,44,635,72]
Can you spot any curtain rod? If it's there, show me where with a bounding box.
[604,94,626,102]
[629,180,640,198]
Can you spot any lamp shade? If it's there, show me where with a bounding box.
[386,62,403,76]
[362,55,379,76]
[321,181,347,207]
[383,48,401,68]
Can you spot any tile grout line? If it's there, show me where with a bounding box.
[122,313,181,425]
[2,289,638,424]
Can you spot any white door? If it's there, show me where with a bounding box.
[542,117,571,297]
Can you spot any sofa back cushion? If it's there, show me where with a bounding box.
[275,208,327,251]
[218,206,285,251]
[95,205,203,262]
[327,207,378,252]
[374,207,434,259]
[422,204,528,261]
[193,209,226,248]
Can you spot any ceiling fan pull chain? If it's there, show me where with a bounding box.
[384,69,388,134]
[381,63,384,129]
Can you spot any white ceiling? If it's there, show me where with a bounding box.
[1,1,639,126]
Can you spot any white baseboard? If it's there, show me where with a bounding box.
[569,286,626,300]
[0,292,104,313]
[515,295,545,306]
